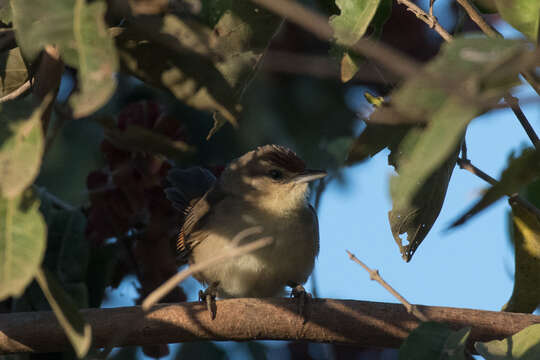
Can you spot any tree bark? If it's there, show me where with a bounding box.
[1,298,539,354]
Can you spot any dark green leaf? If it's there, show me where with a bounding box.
[0,188,46,300]
[95,116,195,161]
[38,189,90,308]
[451,148,540,228]
[11,0,118,117]
[346,123,410,164]
[0,95,52,198]
[495,0,540,42]
[389,130,461,261]
[475,323,540,360]
[0,47,29,98]
[35,268,92,359]
[502,201,540,313]
[399,322,470,360]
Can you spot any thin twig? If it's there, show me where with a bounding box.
[504,94,540,149]
[142,227,273,310]
[346,250,429,322]
[455,0,500,38]
[395,0,453,41]
[33,186,76,211]
[457,158,540,220]
[249,0,421,78]
[0,80,32,103]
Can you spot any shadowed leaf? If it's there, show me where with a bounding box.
[502,200,540,313]
[0,47,29,98]
[11,0,118,117]
[495,0,540,42]
[451,148,540,228]
[346,123,410,164]
[475,323,540,360]
[0,189,46,300]
[35,268,92,358]
[0,94,52,198]
[399,322,471,360]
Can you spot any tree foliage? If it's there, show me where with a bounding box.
[0,0,539,359]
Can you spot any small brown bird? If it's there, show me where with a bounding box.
[165,145,325,315]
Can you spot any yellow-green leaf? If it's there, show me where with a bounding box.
[502,201,540,313]
[0,189,46,300]
[475,323,540,359]
[0,47,29,98]
[495,0,540,42]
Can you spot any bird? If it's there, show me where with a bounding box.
[165,145,326,318]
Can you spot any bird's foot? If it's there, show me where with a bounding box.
[287,281,312,321]
[199,282,219,320]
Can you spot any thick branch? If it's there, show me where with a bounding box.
[1,299,540,354]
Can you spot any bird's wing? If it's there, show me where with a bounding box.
[176,186,226,260]
[308,204,320,257]
[164,167,222,261]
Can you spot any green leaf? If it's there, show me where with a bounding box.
[0,95,52,198]
[389,133,461,261]
[95,116,195,161]
[399,322,471,360]
[0,47,29,98]
[330,0,382,82]
[38,189,90,307]
[502,201,540,313]
[451,148,540,228]
[330,0,382,45]
[495,0,540,42]
[35,267,92,359]
[10,0,118,118]
[0,189,46,300]
[475,323,540,359]
[0,0,12,25]
[369,37,533,260]
[346,123,410,164]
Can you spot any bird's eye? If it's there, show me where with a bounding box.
[268,169,283,180]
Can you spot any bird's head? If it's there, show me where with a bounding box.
[220,145,326,214]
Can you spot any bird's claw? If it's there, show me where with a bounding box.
[288,281,312,321]
[198,282,218,320]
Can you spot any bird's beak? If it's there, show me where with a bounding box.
[291,169,327,184]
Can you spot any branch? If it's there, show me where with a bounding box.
[455,0,500,38]
[346,251,428,322]
[249,0,421,78]
[1,299,539,354]
[0,80,32,103]
[395,0,453,42]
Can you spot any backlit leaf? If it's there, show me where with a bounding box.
[475,323,540,360]
[0,47,29,98]
[495,0,540,42]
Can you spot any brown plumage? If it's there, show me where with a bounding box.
[165,144,326,298]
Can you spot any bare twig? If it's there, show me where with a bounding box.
[33,186,76,211]
[142,227,272,310]
[0,80,32,103]
[395,0,453,41]
[2,299,540,354]
[249,0,421,78]
[346,251,428,322]
[504,94,540,149]
[455,0,500,38]
[457,158,540,220]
